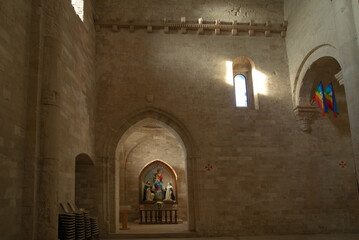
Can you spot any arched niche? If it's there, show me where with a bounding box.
[299,56,341,106]
[139,159,178,204]
[293,55,350,133]
[75,153,97,215]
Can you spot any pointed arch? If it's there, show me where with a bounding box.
[100,107,198,234]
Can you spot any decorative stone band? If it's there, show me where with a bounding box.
[334,70,344,86]
[293,106,321,132]
[95,19,288,37]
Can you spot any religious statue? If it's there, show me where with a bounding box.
[164,182,175,201]
[146,188,155,201]
[143,181,154,201]
[153,169,164,200]
[140,163,177,203]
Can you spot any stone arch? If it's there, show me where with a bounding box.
[75,153,94,165]
[298,56,342,107]
[293,52,349,132]
[103,107,198,233]
[293,44,342,107]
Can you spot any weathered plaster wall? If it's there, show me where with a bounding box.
[96,0,359,236]
[0,0,31,239]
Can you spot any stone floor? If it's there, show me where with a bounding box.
[103,222,359,240]
[104,234,359,240]
[116,222,190,233]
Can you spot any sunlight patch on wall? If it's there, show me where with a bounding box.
[225,61,234,86]
[72,0,84,21]
[252,69,268,95]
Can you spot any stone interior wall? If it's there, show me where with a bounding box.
[0,0,31,239]
[284,0,339,91]
[0,0,96,238]
[54,0,96,203]
[96,0,359,236]
[118,125,187,222]
[353,0,359,46]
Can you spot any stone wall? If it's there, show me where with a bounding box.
[54,0,96,203]
[0,0,96,239]
[353,0,359,46]
[284,0,340,100]
[95,0,359,236]
[0,0,31,239]
[37,0,96,238]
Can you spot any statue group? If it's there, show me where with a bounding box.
[142,168,175,202]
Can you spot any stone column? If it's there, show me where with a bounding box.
[96,156,110,238]
[37,39,62,240]
[333,0,359,182]
[187,156,199,232]
[36,1,62,239]
[22,0,43,239]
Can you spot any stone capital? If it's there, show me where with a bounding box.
[293,106,320,132]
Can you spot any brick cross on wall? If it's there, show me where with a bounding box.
[339,161,347,168]
[205,163,213,171]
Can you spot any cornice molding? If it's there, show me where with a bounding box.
[95,18,288,37]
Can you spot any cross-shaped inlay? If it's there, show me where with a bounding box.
[339,161,347,168]
[205,163,213,171]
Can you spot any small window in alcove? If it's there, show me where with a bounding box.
[71,0,84,21]
[234,74,248,107]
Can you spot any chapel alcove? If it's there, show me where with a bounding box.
[115,118,188,226]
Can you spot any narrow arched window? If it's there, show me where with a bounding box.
[232,56,256,109]
[234,74,248,107]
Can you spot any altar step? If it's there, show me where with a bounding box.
[107,231,197,239]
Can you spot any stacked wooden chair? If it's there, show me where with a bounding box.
[90,216,100,237]
[58,203,100,240]
[58,212,76,240]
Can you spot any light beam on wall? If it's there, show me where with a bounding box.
[225,61,234,86]
[252,69,268,95]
